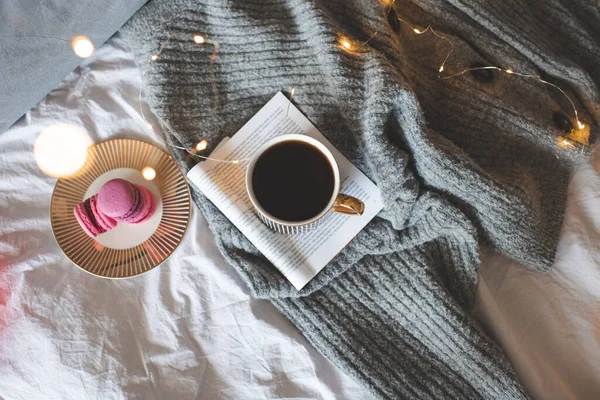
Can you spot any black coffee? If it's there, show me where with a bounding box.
[252,140,335,222]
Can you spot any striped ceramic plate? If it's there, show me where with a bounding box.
[50,139,191,278]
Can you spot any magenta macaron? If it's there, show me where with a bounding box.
[74,179,157,238]
[97,178,156,224]
[74,194,117,238]
[127,185,157,224]
[96,179,139,220]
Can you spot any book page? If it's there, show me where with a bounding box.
[187,92,383,290]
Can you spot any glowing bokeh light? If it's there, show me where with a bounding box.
[71,36,95,58]
[196,140,208,151]
[34,124,92,178]
[142,166,157,181]
[193,35,205,44]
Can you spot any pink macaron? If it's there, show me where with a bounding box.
[97,179,140,220]
[89,195,117,231]
[74,194,117,238]
[128,185,157,224]
[97,179,156,223]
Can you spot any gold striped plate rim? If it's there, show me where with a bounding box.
[50,138,191,278]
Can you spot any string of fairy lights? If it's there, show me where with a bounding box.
[136,31,240,164]
[75,0,590,164]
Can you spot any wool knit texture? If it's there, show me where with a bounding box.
[121,0,600,398]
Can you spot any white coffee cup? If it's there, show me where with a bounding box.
[246,134,364,234]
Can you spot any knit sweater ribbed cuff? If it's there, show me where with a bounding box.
[273,247,527,399]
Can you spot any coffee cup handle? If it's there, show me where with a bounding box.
[331,194,365,216]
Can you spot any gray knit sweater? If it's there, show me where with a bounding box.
[121,0,599,398]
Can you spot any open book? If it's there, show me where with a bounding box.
[187,92,384,290]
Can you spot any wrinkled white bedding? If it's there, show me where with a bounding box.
[0,34,370,400]
[0,33,598,400]
[475,158,600,399]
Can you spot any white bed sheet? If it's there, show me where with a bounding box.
[474,157,600,400]
[0,34,372,400]
[1,33,599,400]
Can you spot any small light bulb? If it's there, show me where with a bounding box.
[341,40,352,49]
[71,36,94,58]
[413,29,421,34]
[290,86,296,96]
[147,123,153,129]
[151,54,158,61]
[142,166,156,181]
[577,121,585,129]
[506,69,514,74]
[193,35,205,44]
[196,140,208,151]
[439,65,444,72]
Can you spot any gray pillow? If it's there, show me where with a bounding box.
[0,0,147,132]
